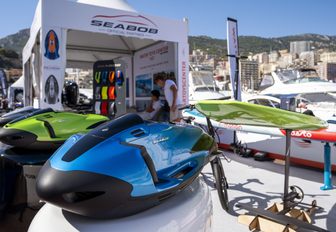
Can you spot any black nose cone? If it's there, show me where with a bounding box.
[36,160,101,202]
[36,161,147,218]
[0,117,12,127]
[0,128,37,147]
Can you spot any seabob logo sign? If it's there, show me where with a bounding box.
[91,14,158,35]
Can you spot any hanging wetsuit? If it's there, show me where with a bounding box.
[100,101,108,115]
[108,86,116,100]
[101,86,108,100]
[116,70,124,86]
[109,71,115,84]
[95,72,101,84]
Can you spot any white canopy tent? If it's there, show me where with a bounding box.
[8,76,24,108]
[23,0,189,111]
[9,76,24,90]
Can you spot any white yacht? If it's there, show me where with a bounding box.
[259,68,336,96]
[189,71,228,103]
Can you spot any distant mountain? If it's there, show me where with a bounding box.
[0,29,30,54]
[1,28,336,69]
[0,29,29,69]
[189,34,336,58]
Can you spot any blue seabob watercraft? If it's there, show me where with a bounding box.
[36,113,217,218]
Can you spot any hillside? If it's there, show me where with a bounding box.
[0,29,30,54]
[189,34,336,58]
[0,29,30,69]
[0,48,21,69]
[1,28,336,69]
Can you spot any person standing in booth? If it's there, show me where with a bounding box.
[154,75,182,122]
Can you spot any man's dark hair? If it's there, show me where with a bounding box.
[154,75,165,83]
[151,90,160,98]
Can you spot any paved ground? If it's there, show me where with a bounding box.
[1,145,336,231]
[207,151,336,232]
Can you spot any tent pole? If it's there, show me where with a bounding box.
[234,56,239,101]
[131,55,135,107]
[232,56,240,145]
[283,129,292,210]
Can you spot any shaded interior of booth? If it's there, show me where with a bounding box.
[23,29,180,115]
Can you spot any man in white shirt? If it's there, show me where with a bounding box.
[139,90,162,120]
[154,76,182,122]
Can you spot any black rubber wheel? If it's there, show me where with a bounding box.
[212,158,229,211]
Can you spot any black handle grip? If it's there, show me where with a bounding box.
[178,105,195,111]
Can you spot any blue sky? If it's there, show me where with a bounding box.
[1,0,336,39]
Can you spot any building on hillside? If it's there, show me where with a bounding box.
[253,52,269,64]
[278,49,289,56]
[317,62,336,82]
[189,49,210,64]
[289,59,309,69]
[299,51,317,68]
[277,52,294,68]
[259,63,278,76]
[290,41,311,55]
[201,58,215,70]
[320,52,336,63]
[239,60,259,90]
[269,51,280,63]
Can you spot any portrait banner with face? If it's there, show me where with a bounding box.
[40,27,66,110]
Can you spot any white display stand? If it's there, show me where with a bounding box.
[28,177,212,232]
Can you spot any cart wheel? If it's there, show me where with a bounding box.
[290,185,304,203]
[212,157,229,211]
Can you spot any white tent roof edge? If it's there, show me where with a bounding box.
[23,0,188,63]
[76,0,137,12]
[22,0,42,63]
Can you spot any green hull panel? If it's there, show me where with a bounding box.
[195,100,327,131]
[5,112,108,141]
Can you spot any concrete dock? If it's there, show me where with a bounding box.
[208,152,336,232]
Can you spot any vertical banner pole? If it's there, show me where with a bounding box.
[227,18,241,101]
[235,57,240,101]
[283,129,292,210]
[227,18,241,145]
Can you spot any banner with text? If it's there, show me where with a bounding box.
[227,18,241,101]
